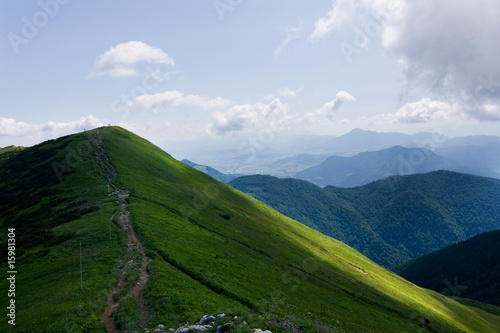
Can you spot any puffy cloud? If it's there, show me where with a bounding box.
[368,98,466,125]
[0,115,103,146]
[0,118,37,137]
[42,115,103,133]
[371,98,500,125]
[381,1,500,101]
[475,103,500,121]
[208,98,292,135]
[308,0,355,42]
[275,23,303,56]
[126,90,232,113]
[278,83,304,97]
[89,41,174,78]
[303,90,355,121]
[391,98,461,123]
[311,0,500,122]
[308,0,403,42]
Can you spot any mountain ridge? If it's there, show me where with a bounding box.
[294,145,499,187]
[230,170,500,268]
[394,229,500,307]
[1,127,499,332]
[172,128,500,180]
[181,159,242,183]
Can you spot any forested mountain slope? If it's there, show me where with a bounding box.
[230,171,500,267]
[394,229,500,307]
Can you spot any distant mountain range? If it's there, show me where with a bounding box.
[436,141,500,175]
[394,229,500,307]
[181,159,243,183]
[173,129,500,184]
[294,145,500,187]
[229,171,500,268]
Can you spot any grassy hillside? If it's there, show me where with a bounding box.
[394,229,500,307]
[1,127,499,332]
[0,131,124,332]
[230,172,500,267]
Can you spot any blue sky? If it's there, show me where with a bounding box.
[1,0,499,153]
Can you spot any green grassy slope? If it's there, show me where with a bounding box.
[1,127,499,332]
[0,131,125,332]
[394,229,500,307]
[230,172,500,267]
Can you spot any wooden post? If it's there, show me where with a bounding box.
[80,242,83,289]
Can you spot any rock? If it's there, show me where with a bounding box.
[243,321,248,325]
[168,329,175,332]
[216,313,226,319]
[188,324,211,332]
[252,330,273,333]
[216,323,232,333]
[199,315,216,324]
[157,324,165,329]
[175,324,212,333]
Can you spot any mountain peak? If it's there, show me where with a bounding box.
[342,128,375,136]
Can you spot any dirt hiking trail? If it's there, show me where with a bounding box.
[91,131,152,332]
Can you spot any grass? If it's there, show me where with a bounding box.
[451,298,500,317]
[113,297,141,333]
[1,126,499,332]
[101,127,500,332]
[0,131,126,332]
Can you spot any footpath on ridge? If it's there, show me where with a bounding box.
[91,131,152,332]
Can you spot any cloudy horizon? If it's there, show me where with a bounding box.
[1,0,499,152]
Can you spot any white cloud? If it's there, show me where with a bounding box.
[308,0,404,42]
[381,1,500,95]
[208,98,292,135]
[0,115,103,146]
[392,98,462,123]
[275,23,303,56]
[310,0,500,122]
[126,90,232,113]
[0,118,37,137]
[475,103,500,121]
[371,97,500,125]
[368,98,466,125]
[89,41,174,78]
[303,90,355,121]
[308,0,366,42]
[278,83,304,97]
[385,0,500,121]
